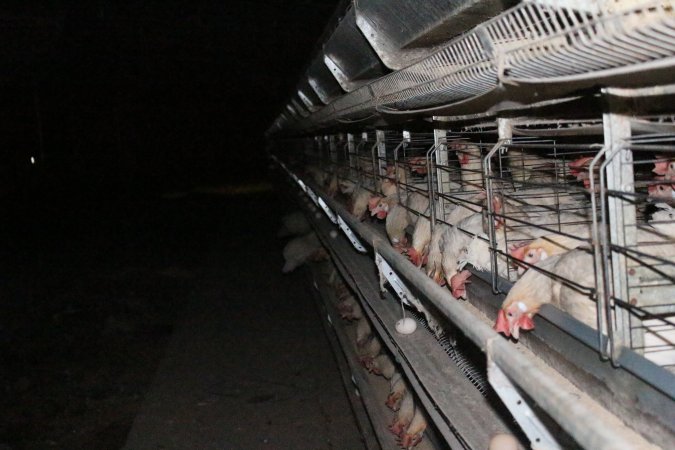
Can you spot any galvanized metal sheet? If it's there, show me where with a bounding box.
[355,0,515,69]
[307,55,344,104]
[323,7,388,92]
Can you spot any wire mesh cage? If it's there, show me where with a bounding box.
[409,133,495,289]
[371,31,497,110]
[380,122,614,358]
[272,117,675,375]
[482,136,599,286]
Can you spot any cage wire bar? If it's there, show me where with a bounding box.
[484,138,599,284]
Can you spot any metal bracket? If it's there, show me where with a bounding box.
[306,186,319,206]
[317,196,338,224]
[487,357,561,450]
[375,252,414,307]
[337,215,367,253]
[349,374,361,397]
[296,177,307,193]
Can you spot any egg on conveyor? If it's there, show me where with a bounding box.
[396,317,417,335]
[488,434,521,450]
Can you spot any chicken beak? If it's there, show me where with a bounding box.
[512,324,520,340]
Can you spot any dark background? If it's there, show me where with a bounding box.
[0,2,348,449]
[1,0,339,196]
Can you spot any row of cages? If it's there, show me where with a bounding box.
[282,116,675,375]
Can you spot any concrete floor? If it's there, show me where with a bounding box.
[123,193,366,450]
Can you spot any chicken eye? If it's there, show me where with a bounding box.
[507,312,513,317]
[527,251,534,258]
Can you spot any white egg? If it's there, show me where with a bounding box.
[488,434,521,450]
[329,230,338,239]
[396,317,417,335]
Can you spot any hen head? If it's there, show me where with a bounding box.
[457,150,470,166]
[568,156,593,177]
[368,196,390,219]
[648,179,675,200]
[652,155,675,177]
[494,301,535,339]
[509,242,547,275]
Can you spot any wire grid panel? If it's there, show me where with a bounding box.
[605,132,675,371]
[371,32,497,109]
[368,130,405,193]
[334,133,369,191]
[421,137,493,291]
[481,137,598,288]
[353,133,380,191]
[426,136,492,250]
[330,85,374,116]
[431,137,489,225]
[393,132,435,216]
[500,0,675,82]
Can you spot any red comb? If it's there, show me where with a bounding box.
[494,309,510,336]
[518,314,535,331]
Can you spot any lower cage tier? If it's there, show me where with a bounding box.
[276,160,674,450]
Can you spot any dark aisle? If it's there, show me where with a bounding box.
[123,192,366,450]
[0,191,365,450]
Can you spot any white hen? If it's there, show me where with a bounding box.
[281,232,326,273]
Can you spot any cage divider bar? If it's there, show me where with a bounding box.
[588,145,612,359]
[375,130,387,177]
[425,142,442,233]
[485,118,513,294]
[347,133,356,169]
[434,129,449,225]
[602,111,637,365]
